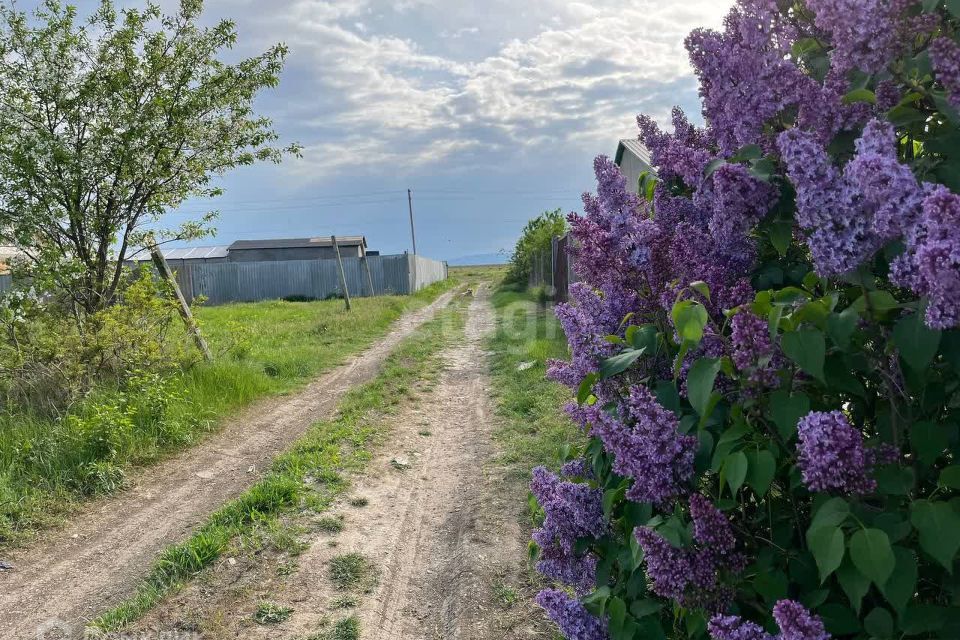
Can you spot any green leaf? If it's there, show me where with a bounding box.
[687,358,721,418]
[672,300,709,344]
[880,547,917,614]
[812,497,851,529]
[576,373,599,404]
[912,421,948,465]
[807,525,845,583]
[730,144,763,162]
[724,451,748,495]
[690,280,711,302]
[851,290,900,317]
[703,158,726,180]
[629,599,663,619]
[901,604,947,636]
[627,324,658,353]
[607,596,627,635]
[864,607,894,639]
[745,449,776,496]
[819,603,861,636]
[893,311,942,372]
[875,465,915,496]
[911,500,960,572]
[939,466,960,489]
[947,0,960,17]
[769,221,793,257]
[842,88,876,105]
[849,528,895,586]
[836,559,870,613]
[599,348,646,379]
[827,307,858,350]
[781,328,826,383]
[767,391,810,441]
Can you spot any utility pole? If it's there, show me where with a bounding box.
[407,188,418,255]
[331,235,352,311]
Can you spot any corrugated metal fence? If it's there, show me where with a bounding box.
[173,253,447,306]
[0,274,11,294]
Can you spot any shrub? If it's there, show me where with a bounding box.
[533,2,960,640]
[507,209,568,284]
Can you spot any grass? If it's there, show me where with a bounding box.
[90,300,467,632]
[348,496,368,508]
[254,601,294,624]
[311,616,361,640]
[488,281,583,478]
[316,515,345,533]
[328,552,380,592]
[0,278,457,548]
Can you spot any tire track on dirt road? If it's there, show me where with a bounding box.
[0,290,458,639]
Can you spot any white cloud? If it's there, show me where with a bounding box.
[228,0,732,176]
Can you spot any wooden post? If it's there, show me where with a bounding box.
[149,239,212,362]
[360,244,376,297]
[331,235,352,311]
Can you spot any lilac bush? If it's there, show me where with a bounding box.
[532,1,960,639]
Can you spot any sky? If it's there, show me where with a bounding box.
[48,0,732,262]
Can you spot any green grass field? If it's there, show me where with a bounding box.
[0,279,457,548]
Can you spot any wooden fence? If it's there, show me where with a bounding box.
[527,234,577,302]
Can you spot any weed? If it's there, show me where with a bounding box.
[277,561,298,576]
[254,602,293,624]
[492,580,519,607]
[316,515,345,533]
[309,616,360,640]
[329,552,379,592]
[418,430,432,437]
[348,497,368,508]
[332,594,357,609]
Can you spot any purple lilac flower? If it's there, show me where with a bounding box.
[709,615,775,640]
[638,108,713,188]
[530,467,605,593]
[634,527,693,601]
[536,589,609,640]
[773,600,832,640]
[874,79,901,111]
[931,37,960,110]
[845,119,926,241]
[690,494,737,555]
[730,311,780,388]
[807,0,900,76]
[797,411,876,494]
[590,386,697,506]
[560,458,594,480]
[708,600,830,640]
[891,187,960,330]
[708,164,779,248]
[777,129,882,275]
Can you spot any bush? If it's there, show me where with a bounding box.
[507,209,568,284]
[533,2,960,640]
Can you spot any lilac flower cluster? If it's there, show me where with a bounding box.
[590,386,698,506]
[530,466,605,593]
[535,589,608,640]
[635,495,744,609]
[891,187,960,329]
[931,37,960,110]
[797,411,876,494]
[730,311,779,388]
[709,600,830,640]
[806,0,900,76]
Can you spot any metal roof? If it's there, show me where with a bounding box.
[131,246,230,261]
[615,139,653,168]
[228,236,367,251]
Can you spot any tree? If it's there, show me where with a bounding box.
[508,208,568,284]
[0,0,299,315]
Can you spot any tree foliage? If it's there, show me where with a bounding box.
[0,0,298,314]
[508,208,568,284]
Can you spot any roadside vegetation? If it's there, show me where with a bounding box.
[505,209,568,285]
[0,279,455,548]
[92,298,467,635]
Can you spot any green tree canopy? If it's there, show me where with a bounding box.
[508,208,568,284]
[0,0,299,314]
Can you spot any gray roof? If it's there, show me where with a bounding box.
[229,236,367,251]
[131,246,230,261]
[615,139,653,167]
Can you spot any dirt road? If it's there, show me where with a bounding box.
[0,290,457,639]
[127,286,545,639]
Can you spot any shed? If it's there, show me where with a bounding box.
[227,236,368,262]
[615,139,654,194]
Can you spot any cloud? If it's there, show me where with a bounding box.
[215,0,731,177]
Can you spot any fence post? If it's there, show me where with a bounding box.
[331,235,352,311]
[149,240,212,362]
[361,244,376,297]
